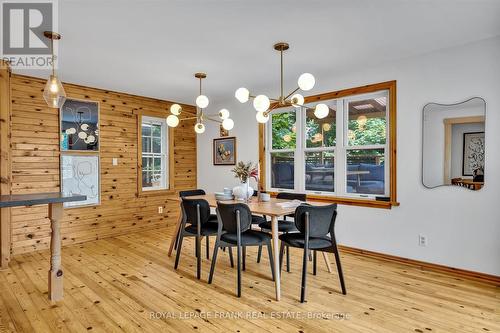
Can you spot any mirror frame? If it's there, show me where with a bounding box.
[421,96,486,190]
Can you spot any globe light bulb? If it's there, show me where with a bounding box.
[87,135,96,143]
[291,93,304,108]
[219,108,230,120]
[255,111,269,123]
[253,94,270,112]
[167,114,179,127]
[235,87,250,103]
[78,131,88,139]
[194,122,205,134]
[196,95,209,109]
[81,123,89,131]
[222,118,234,130]
[170,103,182,115]
[314,103,329,119]
[298,73,315,91]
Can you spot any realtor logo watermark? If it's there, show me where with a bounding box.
[1,0,58,69]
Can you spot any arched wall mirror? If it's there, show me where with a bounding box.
[422,97,486,190]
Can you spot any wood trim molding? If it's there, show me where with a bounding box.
[136,111,176,197]
[443,116,485,184]
[0,60,12,269]
[260,80,398,209]
[339,245,500,285]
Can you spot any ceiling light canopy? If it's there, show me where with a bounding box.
[166,73,233,134]
[235,42,327,122]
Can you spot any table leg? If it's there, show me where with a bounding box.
[48,202,63,301]
[271,216,281,301]
[167,202,183,257]
[322,252,333,273]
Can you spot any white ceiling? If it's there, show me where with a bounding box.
[18,0,500,106]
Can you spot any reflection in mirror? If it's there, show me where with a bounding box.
[422,97,485,190]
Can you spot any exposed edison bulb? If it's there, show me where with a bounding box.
[194,122,205,134]
[291,93,304,108]
[322,123,331,131]
[235,87,250,103]
[283,134,292,143]
[255,111,269,123]
[253,94,270,112]
[219,108,230,120]
[50,81,59,93]
[314,103,329,119]
[170,104,182,115]
[196,95,209,109]
[298,73,315,91]
[166,114,179,127]
[222,118,234,130]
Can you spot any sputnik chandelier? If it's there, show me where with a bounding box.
[166,73,234,134]
[234,42,330,123]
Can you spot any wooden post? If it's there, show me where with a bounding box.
[0,60,12,270]
[48,202,64,301]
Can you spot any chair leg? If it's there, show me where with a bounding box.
[286,245,290,272]
[313,250,317,276]
[206,236,210,259]
[279,242,285,273]
[257,245,262,263]
[332,245,347,295]
[196,236,201,279]
[266,242,275,281]
[242,246,246,271]
[208,240,220,284]
[236,244,242,297]
[228,247,234,268]
[174,231,184,270]
[301,245,308,303]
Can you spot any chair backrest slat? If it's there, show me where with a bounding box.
[294,204,337,237]
[276,192,306,201]
[182,198,211,225]
[179,189,206,198]
[216,202,252,234]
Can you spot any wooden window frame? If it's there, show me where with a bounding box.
[137,111,175,197]
[259,80,399,209]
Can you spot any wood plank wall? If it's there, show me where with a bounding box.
[8,74,197,255]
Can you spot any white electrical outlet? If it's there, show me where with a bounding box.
[112,158,118,166]
[418,234,428,247]
[158,206,163,214]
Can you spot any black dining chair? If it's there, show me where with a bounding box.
[174,198,219,279]
[177,189,217,259]
[257,192,307,271]
[279,203,346,302]
[208,202,275,297]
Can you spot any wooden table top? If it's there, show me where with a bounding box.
[168,194,331,217]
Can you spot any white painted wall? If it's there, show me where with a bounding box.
[451,122,485,179]
[198,37,500,276]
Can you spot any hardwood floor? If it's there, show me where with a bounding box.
[0,226,498,333]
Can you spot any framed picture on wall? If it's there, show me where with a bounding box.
[213,137,236,165]
[462,131,485,176]
[60,98,99,151]
[61,154,100,207]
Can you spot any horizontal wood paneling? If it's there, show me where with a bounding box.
[9,74,197,255]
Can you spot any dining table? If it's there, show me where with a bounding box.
[167,194,331,301]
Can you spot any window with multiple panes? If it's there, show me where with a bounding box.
[141,116,168,191]
[266,89,390,200]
